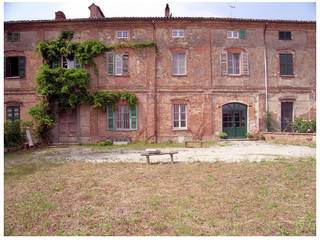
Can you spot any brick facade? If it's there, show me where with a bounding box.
[4,5,316,144]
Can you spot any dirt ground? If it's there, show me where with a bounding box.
[32,141,316,164]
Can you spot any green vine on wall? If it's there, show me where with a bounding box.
[29,30,149,142]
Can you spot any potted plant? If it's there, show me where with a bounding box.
[219,132,228,139]
[246,132,254,139]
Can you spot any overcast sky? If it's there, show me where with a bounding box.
[4,0,316,21]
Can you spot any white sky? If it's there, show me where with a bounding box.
[4,0,317,21]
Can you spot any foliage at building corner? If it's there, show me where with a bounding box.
[30,30,151,143]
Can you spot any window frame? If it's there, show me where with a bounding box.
[227,31,239,39]
[116,30,130,39]
[172,29,185,38]
[7,32,20,42]
[279,31,292,40]
[107,104,138,131]
[279,53,294,76]
[4,56,26,78]
[227,53,241,75]
[172,53,186,76]
[173,104,187,130]
[6,106,20,122]
[106,52,129,76]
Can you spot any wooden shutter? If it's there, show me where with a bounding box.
[7,32,12,41]
[220,51,227,76]
[172,54,178,75]
[130,105,138,130]
[4,56,7,77]
[18,56,26,78]
[240,30,247,39]
[106,52,114,75]
[242,52,249,75]
[122,53,129,76]
[287,54,293,75]
[107,105,115,130]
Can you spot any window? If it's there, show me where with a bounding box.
[106,52,129,76]
[279,31,292,40]
[4,56,25,78]
[173,104,187,129]
[51,56,81,69]
[172,53,186,75]
[172,29,184,38]
[7,32,20,42]
[116,30,129,39]
[280,54,293,75]
[227,31,239,39]
[6,106,20,122]
[239,30,247,39]
[107,105,138,130]
[227,53,240,75]
[220,51,249,76]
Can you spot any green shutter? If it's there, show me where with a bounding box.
[240,30,247,39]
[51,58,61,69]
[287,54,293,75]
[18,56,26,78]
[107,105,115,130]
[130,105,138,130]
[4,56,7,77]
[106,52,114,75]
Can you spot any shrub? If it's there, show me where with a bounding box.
[97,139,113,146]
[4,120,26,148]
[292,118,316,133]
[219,132,228,139]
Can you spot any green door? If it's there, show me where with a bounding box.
[222,103,247,138]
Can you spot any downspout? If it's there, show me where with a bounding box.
[152,20,158,143]
[263,22,269,131]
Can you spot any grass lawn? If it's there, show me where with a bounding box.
[4,150,316,236]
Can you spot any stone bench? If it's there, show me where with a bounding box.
[141,151,178,164]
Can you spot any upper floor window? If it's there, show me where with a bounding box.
[172,29,184,38]
[280,54,293,75]
[106,52,129,76]
[4,56,25,78]
[279,31,292,40]
[116,30,129,39]
[227,53,240,75]
[51,56,82,69]
[227,31,239,39]
[6,106,20,122]
[107,105,138,130]
[173,104,187,129]
[7,32,20,42]
[172,53,186,75]
[220,50,249,76]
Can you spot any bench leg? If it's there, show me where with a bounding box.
[170,154,174,164]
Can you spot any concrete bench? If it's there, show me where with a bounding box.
[141,151,178,164]
[184,141,205,148]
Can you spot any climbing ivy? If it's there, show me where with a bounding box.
[30,30,153,143]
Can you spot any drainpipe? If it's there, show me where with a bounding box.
[263,22,269,131]
[152,20,158,143]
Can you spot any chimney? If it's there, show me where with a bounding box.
[55,11,66,20]
[165,3,171,18]
[89,3,105,18]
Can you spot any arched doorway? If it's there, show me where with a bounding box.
[222,103,247,138]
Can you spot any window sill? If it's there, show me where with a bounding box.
[172,74,187,77]
[280,75,295,79]
[5,76,22,79]
[108,129,137,132]
[173,128,188,131]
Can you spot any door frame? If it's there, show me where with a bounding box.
[222,102,248,139]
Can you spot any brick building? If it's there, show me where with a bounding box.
[4,4,316,144]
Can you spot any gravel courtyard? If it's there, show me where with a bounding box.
[32,141,316,163]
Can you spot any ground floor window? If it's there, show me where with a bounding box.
[6,106,20,122]
[107,105,138,130]
[173,104,187,129]
[281,102,293,132]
